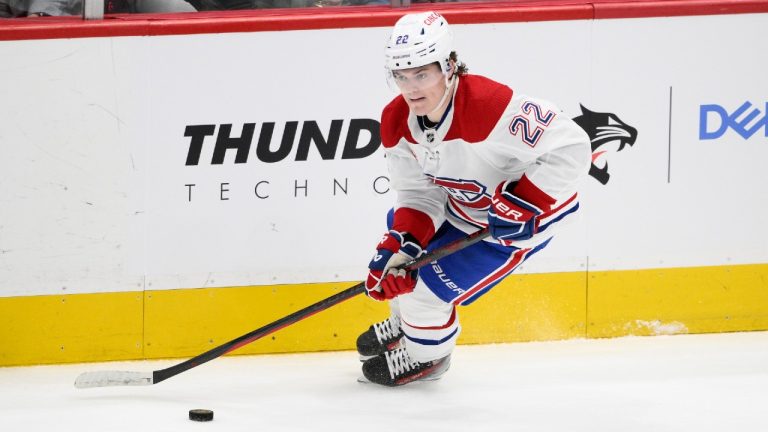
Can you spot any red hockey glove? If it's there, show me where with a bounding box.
[365,231,424,301]
[487,180,543,241]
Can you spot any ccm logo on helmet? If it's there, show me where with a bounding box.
[423,12,442,25]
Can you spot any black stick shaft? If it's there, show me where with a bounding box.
[152,228,490,385]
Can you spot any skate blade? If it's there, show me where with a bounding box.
[356,371,447,385]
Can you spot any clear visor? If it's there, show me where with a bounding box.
[388,66,445,92]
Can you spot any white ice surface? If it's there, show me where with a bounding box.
[2,331,767,432]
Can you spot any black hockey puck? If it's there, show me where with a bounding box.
[189,409,214,422]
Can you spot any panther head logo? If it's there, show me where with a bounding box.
[572,105,638,185]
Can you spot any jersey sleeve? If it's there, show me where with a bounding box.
[497,97,591,206]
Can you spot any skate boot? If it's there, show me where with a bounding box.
[361,347,451,386]
[356,315,404,361]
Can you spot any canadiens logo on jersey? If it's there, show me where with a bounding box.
[427,175,490,209]
[572,105,638,185]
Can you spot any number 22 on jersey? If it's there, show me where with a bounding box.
[509,101,557,147]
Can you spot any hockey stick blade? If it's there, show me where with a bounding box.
[74,370,153,388]
[74,228,490,389]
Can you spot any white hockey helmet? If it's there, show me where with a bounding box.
[384,11,454,76]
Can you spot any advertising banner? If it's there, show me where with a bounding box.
[1,13,766,297]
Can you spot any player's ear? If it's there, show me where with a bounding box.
[448,59,457,76]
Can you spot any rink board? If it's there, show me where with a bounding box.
[588,264,768,337]
[1,2,767,366]
[0,292,144,366]
[2,263,767,366]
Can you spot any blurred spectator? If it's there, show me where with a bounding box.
[341,0,388,4]
[30,0,80,15]
[1,0,411,18]
[1,0,195,16]
[3,0,82,16]
[106,0,196,13]
[184,0,395,8]
[1,0,28,17]
[252,0,314,7]
[134,0,196,12]
[184,0,314,10]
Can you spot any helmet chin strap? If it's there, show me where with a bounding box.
[426,73,456,118]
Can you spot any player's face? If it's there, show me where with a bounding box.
[392,64,446,116]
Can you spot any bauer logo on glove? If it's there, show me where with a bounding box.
[487,180,543,241]
[365,231,424,301]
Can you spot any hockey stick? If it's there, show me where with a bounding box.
[74,227,490,389]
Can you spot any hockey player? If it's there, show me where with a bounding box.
[358,11,591,386]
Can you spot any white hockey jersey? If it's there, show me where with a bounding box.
[380,74,591,249]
